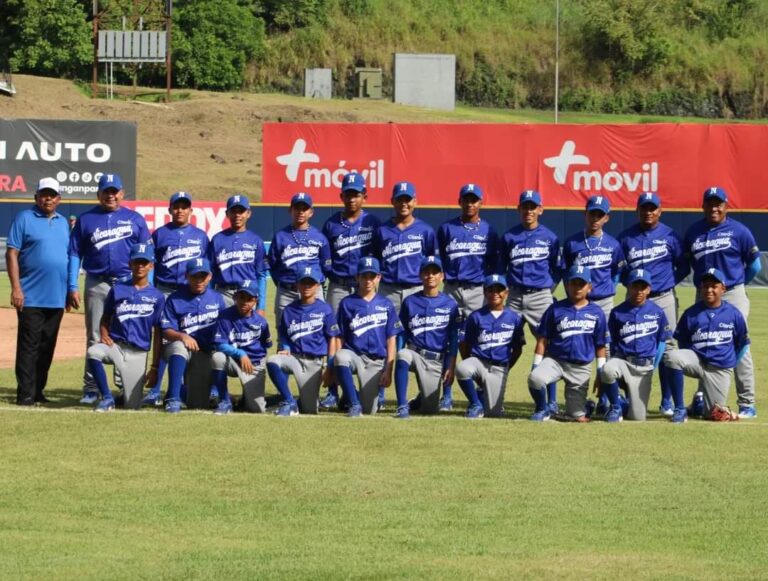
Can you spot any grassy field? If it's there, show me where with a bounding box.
[0,278,767,579]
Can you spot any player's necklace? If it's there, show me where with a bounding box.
[461,217,481,231]
[584,231,603,253]
[340,211,362,230]
[291,226,310,245]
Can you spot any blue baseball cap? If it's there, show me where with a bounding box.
[186,257,212,275]
[419,255,443,273]
[129,243,154,263]
[227,194,250,210]
[484,274,508,289]
[459,183,483,200]
[703,186,728,203]
[626,268,652,286]
[356,256,381,275]
[170,191,192,206]
[295,265,322,283]
[392,181,416,200]
[519,189,542,206]
[637,192,660,208]
[586,195,610,214]
[290,192,313,207]
[341,173,366,194]
[98,173,123,192]
[565,265,592,283]
[701,267,726,284]
[235,279,259,298]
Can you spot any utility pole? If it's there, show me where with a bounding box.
[554,0,560,123]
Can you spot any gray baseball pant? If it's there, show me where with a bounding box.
[211,351,267,412]
[528,357,592,418]
[443,282,485,320]
[506,288,553,335]
[81,274,113,392]
[665,348,733,416]
[164,341,214,409]
[600,358,654,420]
[87,341,148,410]
[326,280,357,313]
[274,285,324,323]
[334,348,386,415]
[396,348,443,414]
[266,353,325,414]
[378,283,423,315]
[455,357,510,417]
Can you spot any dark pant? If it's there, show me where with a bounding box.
[15,307,64,404]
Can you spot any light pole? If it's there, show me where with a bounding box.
[555,0,560,123]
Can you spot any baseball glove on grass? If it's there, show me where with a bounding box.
[709,403,739,422]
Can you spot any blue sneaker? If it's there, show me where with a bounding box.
[94,398,115,413]
[319,392,338,410]
[394,404,410,419]
[79,391,99,405]
[687,391,704,418]
[209,386,220,408]
[214,400,233,415]
[595,393,610,417]
[738,405,757,419]
[165,399,182,414]
[617,393,629,417]
[605,405,623,423]
[671,407,688,423]
[377,391,386,412]
[439,395,453,412]
[584,399,596,419]
[347,404,363,417]
[659,398,674,417]
[530,409,550,422]
[275,401,299,417]
[142,388,163,407]
[547,400,560,415]
[465,403,484,419]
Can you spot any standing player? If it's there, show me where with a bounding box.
[499,189,562,413]
[665,268,750,422]
[683,186,760,419]
[437,183,499,411]
[268,193,331,322]
[145,191,210,405]
[599,268,671,422]
[160,258,226,413]
[528,266,608,422]
[455,274,526,418]
[86,244,165,411]
[334,257,401,416]
[210,279,272,415]
[67,173,151,404]
[393,256,459,419]
[266,266,340,416]
[617,192,689,416]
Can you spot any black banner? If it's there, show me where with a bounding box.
[0,119,137,200]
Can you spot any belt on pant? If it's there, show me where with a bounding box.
[448,280,482,289]
[158,282,182,291]
[294,352,325,361]
[479,357,507,367]
[620,355,654,367]
[278,281,298,291]
[385,281,421,289]
[649,288,672,298]
[215,283,240,292]
[330,276,357,286]
[511,285,547,295]
[408,344,444,362]
[88,273,123,284]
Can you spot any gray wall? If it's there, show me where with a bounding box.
[393,53,455,111]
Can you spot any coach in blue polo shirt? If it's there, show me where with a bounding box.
[6,178,70,405]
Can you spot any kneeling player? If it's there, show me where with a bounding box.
[665,268,750,422]
[334,257,401,416]
[528,266,607,422]
[266,266,340,416]
[393,256,459,419]
[87,244,165,411]
[599,269,671,422]
[210,279,272,415]
[455,274,525,418]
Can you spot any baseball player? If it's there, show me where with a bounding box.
[210,279,272,415]
[498,189,563,414]
[528,265,608,422]
[455,274,526,418]
[599,268,672,422]
[665,268,750,422]
[318,172,381,411]
[160,258,226,413]
[333,257,402,416]
[268,192,331,322]
[393,256,459,419]
[86,244,165,411]
[617,192,689,416]
[145,191,210,405]
[67,173,151,404]
[266,265,340,417]
[436,183,499,411]
[683,186,760,419]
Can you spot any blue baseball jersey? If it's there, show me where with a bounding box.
[152,223,209,285]
[68,206,150,279]
[161,287,226,351]
[498,224,562,289]
[674,301,749,369]
[6,207,69,308]
[463,307,526,364]
[399,292,459,353]
[268,225,331,284]
[563,232,626,299]
[213,306,272,361]
[372,218,438,285]
[209,228,267,286]
[278,300,340,356]
[684,217,760,287]
[618,222,688,292]
[537,299,608,364]
[608,300,671,360]
[104,283,165,351]
[437,218,499,283]
[337,293,402,358]
[322,211,381,278]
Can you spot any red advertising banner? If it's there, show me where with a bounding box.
[262,123,768,210]
[123,200,228,237]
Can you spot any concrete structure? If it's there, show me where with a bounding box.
[393,53,455,111]
[304,68,333,99]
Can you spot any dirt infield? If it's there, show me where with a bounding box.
[0,307,86,369]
